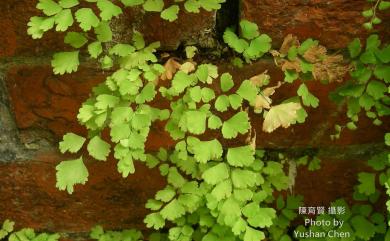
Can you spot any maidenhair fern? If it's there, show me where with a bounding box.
[22,0,390,240]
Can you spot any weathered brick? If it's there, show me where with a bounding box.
[240,0,390,49]
[0,147,383,234]
[117,5,216,50]
[0,151,165,233]
[5,65,103,134]
[0,1,68,58]
[217,60,388,148]
[0,0,216,58]
[5,61,388,150]
[4,64,176,150]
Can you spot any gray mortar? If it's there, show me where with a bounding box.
[0,72,29,162]
[0,58,59,162]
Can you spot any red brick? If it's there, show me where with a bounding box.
[0,151,165,233]
[4,64,175,149]
[5,61,388,149]
[5,65,103,134]
[0,0,215,57]
[133,9,215,50]
[217,61,388,148]
[241,0,390,49]
[0,1,68,58]
[0,148,382,235]
[295,152,373,206]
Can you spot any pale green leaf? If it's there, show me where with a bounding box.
[59,0,79,8]
[229,94,243,109]
[95,21,112,42]
[211,180,232,201]
[135,82,156,104]
[143,0,164,12]
[188,138,223,163]
[95,94,119,109]
[75,8,100,31]
[350,215,376,240]
[64,32,88,48]
[155,186,176,202]
[185,46,197,59]
[180,110,207,135]
[145,213,165,229]
[59,133,86,153]
[37,0,62,16]
[117,155,135,177]
[208,115,222,129]
[297,83,319,108]
[223,28,248,54]
[55,9,74,31]
[56,157,89,194]
[240,20,259,40]
[244,226,265,241]
[109,44,135,57]
[220,72,234,92]
[87,136,111,161]
[97,0,123,21]
[348,38,361,58]
[121,0,144,6]
[222,111,250,139]
[51,51,79,75]
[161,5,179,22]
[231,169,257,188]
[160,199,186,221]
[215,95,230,112]
[227,145,255,167]
[110,123,131,142]
[202,163,229,185]
[27,17,45,39]
[357,172,376,196]
[184,0,200,13]
[366,80,387,100]
[236,80,257,104]
[132,31,145,49]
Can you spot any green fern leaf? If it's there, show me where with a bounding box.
[51,51,79,75]
[87,136,111,161]
[161,5,179,22]
[97,0,123,21]
[75,8,100,31]
[59,133,86,153]
[56,157,89,194]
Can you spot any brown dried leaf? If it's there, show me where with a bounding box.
[313,55,348,83]
[249,131,257,151]
[161,58,181,81]
[160,52,170,59]
[254,94,271,111]
[250,70,270,87]
[281,59,302,72]
[262,81,282,97]
[303,45,327,63]
[280,34,299,55]
[262,102,301,133]
[254,81,281,112]
[270,50,281,57]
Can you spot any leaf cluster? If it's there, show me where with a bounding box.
[330,34,389,138]
[223,20,272,62]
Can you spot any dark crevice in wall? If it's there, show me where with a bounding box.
[0,72,23,162]
[216,0,240,41]
[0,71,54,162]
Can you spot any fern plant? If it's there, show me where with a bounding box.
[22,0,390,240]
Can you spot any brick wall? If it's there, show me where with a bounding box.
[0,0,389,237]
